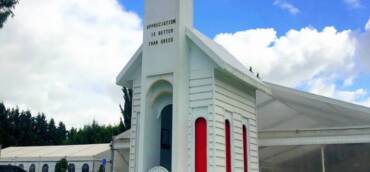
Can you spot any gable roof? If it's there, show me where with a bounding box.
[111,130,131,149]
[113,130,130,140]
[116,45,142,87]
[116,28,271,93]
[185,28,270,94]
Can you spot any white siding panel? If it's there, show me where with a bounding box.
[188,43,219,171]
[214,76,259,172]
[129,82,141,172]
[188,42,259,171]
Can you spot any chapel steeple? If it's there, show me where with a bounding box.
[142,0,193,75]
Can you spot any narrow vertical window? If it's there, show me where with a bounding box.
[225,120,231,172]
[195,117,207,172]
[243,125,248,172]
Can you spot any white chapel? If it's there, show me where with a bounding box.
[116,0,370,172]
[116,0,268,171]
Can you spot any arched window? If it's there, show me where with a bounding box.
[225,120,231,172]
[243,125,248,172]
[82,163,89,172]
[18,164,24,169]
[68,163,75,172]
[29,164,36,172]
[42,164,49,172]
[195,117,207,172]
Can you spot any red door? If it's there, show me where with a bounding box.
[243,125,248,172]
[225,120,231,172]
[195,118,207,172]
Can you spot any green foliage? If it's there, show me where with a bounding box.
[65,120,122,145]
[119,87,132,132]
[0,0,19,28]
[0,102,67,147]
[0,102,124,148]
[55,158,68,172]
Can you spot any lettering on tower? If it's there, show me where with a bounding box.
[147,19,176,47]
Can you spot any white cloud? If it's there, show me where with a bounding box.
[273,0,300,15]
[361,98,370,107]
[214,22,370,107]
[308,78,366,103]
[0,0,142,128]
[215,26,356,87]
[343,0,361,9]
[356,18,370,69]
[343,76,355,87]
[307,78,370,108]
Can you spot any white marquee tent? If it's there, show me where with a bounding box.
[257,82,370,172]
[0,144,113,172]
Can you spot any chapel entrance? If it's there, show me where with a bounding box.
[143,80,173,171]
[160,104,173,171]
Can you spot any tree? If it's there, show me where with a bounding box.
[0,102,124,147]
[0,0,19,28]
[55,158,68,172]
[47,118,57,144]
[0,103,8,146]
[56,122,67,144]
[18,110,33,146]
[119,87,132,131]
[118,118,125,132]
[65,120,122,145]
[34,114,48,145]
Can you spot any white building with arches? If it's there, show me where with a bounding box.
[0,144,113,172]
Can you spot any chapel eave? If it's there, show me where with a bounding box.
[116,45,143,88]
[185,27,271,94]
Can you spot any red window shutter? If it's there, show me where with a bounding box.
[195,118,207,172]
[225,120,231,172]
[243,125,248,172]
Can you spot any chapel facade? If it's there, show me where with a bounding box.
[116,0,270,171]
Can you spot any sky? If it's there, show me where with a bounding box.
[0,0,369,128]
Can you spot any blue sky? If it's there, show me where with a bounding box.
[116,0,370,106]
[0,0,369,127]
[119,0,370,37]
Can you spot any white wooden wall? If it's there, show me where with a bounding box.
[188,42,216,172]
[187,41,259,172]
[213,75,259,172]
[129,78,141,172]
